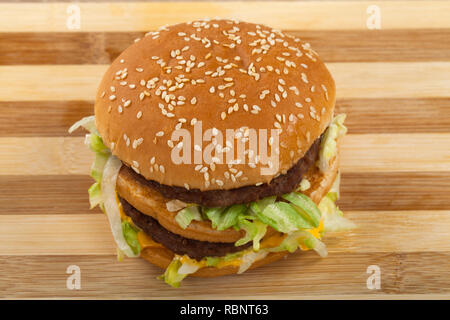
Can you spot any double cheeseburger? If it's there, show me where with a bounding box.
[70,19,353,287]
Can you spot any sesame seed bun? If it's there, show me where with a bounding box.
[95,19,336,191]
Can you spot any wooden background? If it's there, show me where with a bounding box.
[0,1,449,299]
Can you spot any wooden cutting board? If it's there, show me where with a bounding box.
[0,1,449,299]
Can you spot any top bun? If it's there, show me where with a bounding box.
[95,19,336,191]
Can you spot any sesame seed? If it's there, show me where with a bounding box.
[301,73,308,83]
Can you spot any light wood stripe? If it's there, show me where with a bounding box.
[2,98,449,137]
[0,175,102,215]
[2,29,450,65]
[340,133,450,172]
[1,134,449,175]
[1,210,449,255]
[0,137,94,175]
[1,2,449,32]
[2,172,450,215]
[1,62,450,101]
[1,252,449,299]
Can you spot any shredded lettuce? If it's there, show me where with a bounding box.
[88,182,102,209]
[238,250,268,274]
[90,152,109,183]
[252,201,314,233]
[69,117,111,210]
[235,217,267,250]
[68,115,98,135]
[175,206,202,229]
[282,192,321,228]
[102,156,139,257]
[159,257,188,288]
[203,204,246,231]
[175,190,326,250]
[122,220,141,255]
[319,194,355,232]
[268,230,328,257]
[318,171,356,232]
[317,114,347,172]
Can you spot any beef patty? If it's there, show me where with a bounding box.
[121,134,322,207]
[119,196,252,260]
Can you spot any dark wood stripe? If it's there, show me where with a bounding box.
[1,29,449,65]
[0,101,94,137]
[291,29,450,62]
[0,175,102,215]
[1,252,448,298]
[1,98,449,137]
[339,172,450,211]
[1,172,449,215]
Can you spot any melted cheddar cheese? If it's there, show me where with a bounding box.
[138,231,163,249]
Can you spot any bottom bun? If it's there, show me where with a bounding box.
[140,245,289,278]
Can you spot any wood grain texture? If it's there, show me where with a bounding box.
[2,98,449,137]
[335,98,450,134]
[1,252,449,299]
[1,62,450,101]
[1,2,450,32]
[2,172,450,216]
[0,0,449,299]
[3,29,450,65]
[0,101,94,137]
